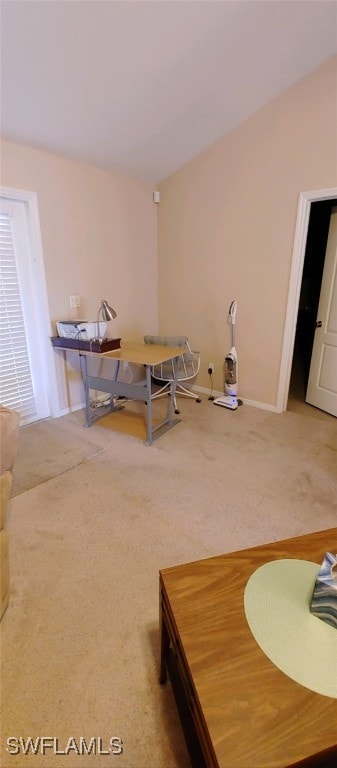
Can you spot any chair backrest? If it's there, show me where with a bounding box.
[144,335,199,382]
[144,335,193,362]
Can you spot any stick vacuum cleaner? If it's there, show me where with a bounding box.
[214,300,242,410]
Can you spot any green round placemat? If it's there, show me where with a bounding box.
[244,559,337,699]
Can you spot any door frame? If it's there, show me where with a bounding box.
[1,186,60,418]
[277,186,337,413]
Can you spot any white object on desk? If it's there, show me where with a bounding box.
[56,321,107,340]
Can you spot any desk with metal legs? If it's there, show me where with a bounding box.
[53,341,183,445]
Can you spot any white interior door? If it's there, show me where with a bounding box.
[306,207,337,416]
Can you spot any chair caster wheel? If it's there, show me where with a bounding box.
[175,408,180,415]
[196,398,201,403]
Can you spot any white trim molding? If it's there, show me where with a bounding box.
[1,186,60,418]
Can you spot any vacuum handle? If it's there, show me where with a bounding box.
[228,300,237,323]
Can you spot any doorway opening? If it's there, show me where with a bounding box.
[288,198,337,407]
[277,186,337,415]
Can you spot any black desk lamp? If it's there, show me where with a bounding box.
[95,299,117,343]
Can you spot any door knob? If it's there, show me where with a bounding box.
[315,321,322,328]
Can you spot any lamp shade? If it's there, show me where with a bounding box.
[100,299,117,321]
[95,299,117,342]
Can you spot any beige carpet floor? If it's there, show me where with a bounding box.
[1,397,336,768]
[11,418,104,496]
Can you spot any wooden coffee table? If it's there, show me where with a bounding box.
[159,528,337,767]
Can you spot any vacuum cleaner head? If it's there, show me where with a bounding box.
[213,394,238,410]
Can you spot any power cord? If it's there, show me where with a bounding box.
[208,368,215,400]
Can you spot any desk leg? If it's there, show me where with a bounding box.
[145,364,153,445]
[81,355,92,427]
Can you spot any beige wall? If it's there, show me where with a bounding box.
[157,56,337,407]
[2,56,336,415]
[1,141,157,412]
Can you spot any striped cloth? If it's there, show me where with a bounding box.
[310,552,337,629]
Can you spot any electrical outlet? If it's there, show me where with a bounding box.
[208,362,215,374]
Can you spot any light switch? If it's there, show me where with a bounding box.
[69,295,80,308]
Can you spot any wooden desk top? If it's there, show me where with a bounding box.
[52,340,183,367]
[102,341,184,366]
[160,528,337,768]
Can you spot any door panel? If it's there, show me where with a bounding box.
[306,208,337,416]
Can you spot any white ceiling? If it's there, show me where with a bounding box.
[1,1,337,183]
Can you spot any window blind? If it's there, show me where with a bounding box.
[0,212,36,418]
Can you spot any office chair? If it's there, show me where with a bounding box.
[144,335,201,414]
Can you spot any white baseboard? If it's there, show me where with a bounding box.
[55,390,278,418]
[53,402,85,418]
[239,398,277,412]
[194,386,277,412]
